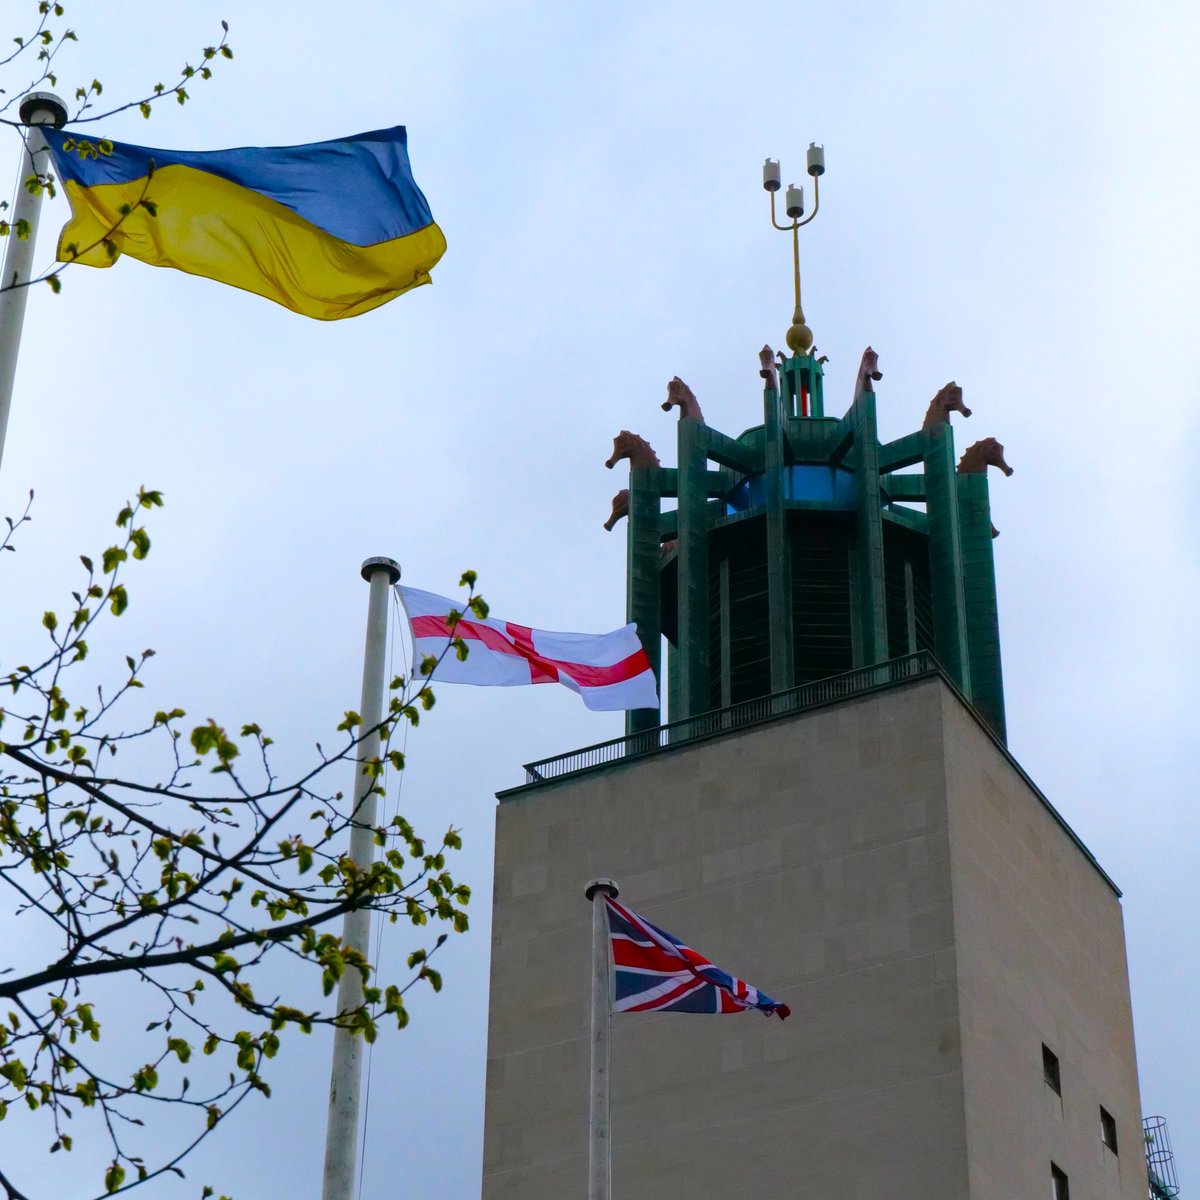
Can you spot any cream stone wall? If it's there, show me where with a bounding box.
[941,689,1145,1200]
[480,676,1143,1199]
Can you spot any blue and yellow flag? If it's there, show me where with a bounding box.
[42,127,446,320]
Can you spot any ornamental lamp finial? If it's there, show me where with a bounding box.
[762,143,826,356]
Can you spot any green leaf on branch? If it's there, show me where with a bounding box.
[0,476,474,1185]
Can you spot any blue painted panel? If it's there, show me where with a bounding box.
[726,466,856,514]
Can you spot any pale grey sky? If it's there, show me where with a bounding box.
[1,1,1197,1197]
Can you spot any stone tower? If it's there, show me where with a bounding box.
[480,159,1149,1200]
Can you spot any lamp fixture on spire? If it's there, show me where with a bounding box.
[763,143,825,355]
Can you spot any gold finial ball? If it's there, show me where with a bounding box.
[786,320,814,355]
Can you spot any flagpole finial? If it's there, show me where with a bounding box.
[585,877,619,901]
[18,92,67,128]
[360,555,400,584]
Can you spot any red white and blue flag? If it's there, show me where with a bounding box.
[606,895,790,1019]
[398,586,659,712]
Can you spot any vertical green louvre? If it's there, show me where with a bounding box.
[850,390,888,664]
[957,472,1006,742]
[625,465,663,737]
[763,375,795,693]
[624,349,1006,741]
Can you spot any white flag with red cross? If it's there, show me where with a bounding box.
[398,586,659,712]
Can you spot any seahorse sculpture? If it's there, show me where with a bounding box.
[758,344,779,393]
[957,437,1013,538]
[603,491,676,556]
[661,376,704,421]
[855,346,882,397]
[603,489,629,531]
[605,430,660,470]
[957,438,1012,477]
[922,382,972,428]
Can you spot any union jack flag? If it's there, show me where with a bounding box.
[605,895,790,1020]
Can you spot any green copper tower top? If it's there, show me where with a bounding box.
[603,148,1013,745]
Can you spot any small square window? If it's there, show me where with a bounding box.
[1042,1044,1061,1095]
[1100,1106,1118,1153]
[1051,1162,1070,1200]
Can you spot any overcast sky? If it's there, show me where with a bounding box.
[1,1,1197,1197]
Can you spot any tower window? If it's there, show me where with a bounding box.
[1042,1044,1061,1094]
[1051,1163,1070,1200]
[1100,1106,1118,1153]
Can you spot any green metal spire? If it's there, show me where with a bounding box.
[611,149,1009,740]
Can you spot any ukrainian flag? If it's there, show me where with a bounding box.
[42,127,446,320]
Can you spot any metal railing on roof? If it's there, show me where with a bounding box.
[521,651,939,786]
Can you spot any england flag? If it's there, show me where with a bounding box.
[398,586,659,712]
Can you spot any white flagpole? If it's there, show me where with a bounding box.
[585,877,619,1200]
[321,556,401,1200]
[0,92,67,477]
